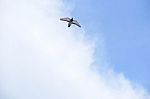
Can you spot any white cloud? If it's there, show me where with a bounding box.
[0,0,149,99]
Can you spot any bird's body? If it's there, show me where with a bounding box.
[60,17,81,27]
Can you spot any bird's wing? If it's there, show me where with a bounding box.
[60,17,70,22]
[72,20,81,27]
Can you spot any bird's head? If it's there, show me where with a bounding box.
[71,18,73,21]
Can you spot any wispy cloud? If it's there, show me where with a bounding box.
[0,0,149,99]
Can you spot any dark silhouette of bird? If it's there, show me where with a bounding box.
[60,17,81,27]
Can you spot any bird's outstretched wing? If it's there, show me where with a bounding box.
[72,20,81,27]
[60,17,70,22]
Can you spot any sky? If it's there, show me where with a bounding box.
[71,0,150,91]
[0,0,150,99]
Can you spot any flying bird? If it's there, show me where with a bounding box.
[60,17,81,27]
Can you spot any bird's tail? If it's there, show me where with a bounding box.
[68,23,71,27]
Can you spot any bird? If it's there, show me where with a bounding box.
[60,17,81,27]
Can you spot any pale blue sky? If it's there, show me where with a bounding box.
[71,0,150,91]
